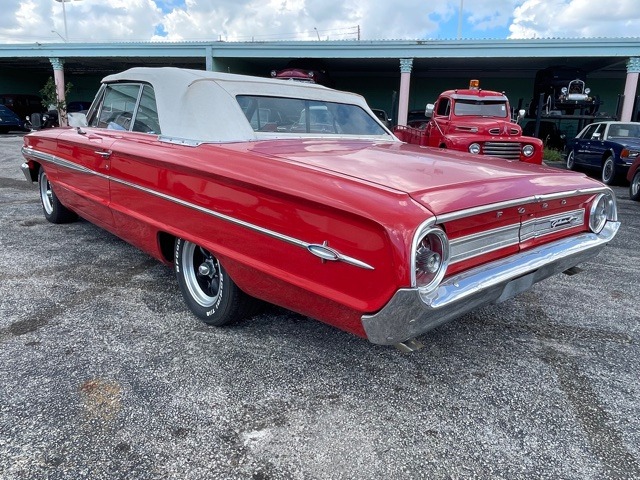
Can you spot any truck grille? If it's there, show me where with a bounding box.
[488,128,520,135]
[483,142,521,160]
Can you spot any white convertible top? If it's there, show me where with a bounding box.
[102,67,392,142]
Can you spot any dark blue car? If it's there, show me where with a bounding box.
[566,121,640,185]
[0,104,24,134]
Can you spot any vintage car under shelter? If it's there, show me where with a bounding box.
[21,67,620,350]
[566,121,640,185]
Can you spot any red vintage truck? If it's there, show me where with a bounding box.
[395,80,544,164]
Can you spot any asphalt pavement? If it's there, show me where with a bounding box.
[1,133,639,479]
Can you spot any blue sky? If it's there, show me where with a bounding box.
[429,9,510,40]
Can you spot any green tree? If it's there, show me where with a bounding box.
[40,77,73,125]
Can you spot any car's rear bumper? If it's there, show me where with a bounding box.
[361,221,620,345]
[21,162,35,183]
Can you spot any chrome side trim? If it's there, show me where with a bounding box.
[21,146,374,271]
[435,187,608,224]
[158,136,204,146]
[362,220,620,345]
[22,146,101,178]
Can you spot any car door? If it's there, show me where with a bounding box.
[91,83,166,254]
[583,123,607,167]
[573,123,598,166]
[52,128,118,227]
[426,97,451,147]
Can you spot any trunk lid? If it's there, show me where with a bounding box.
[239,139,600,216]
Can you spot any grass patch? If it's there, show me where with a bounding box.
[543,147,564,163]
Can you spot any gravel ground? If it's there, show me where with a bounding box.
[1,133,639,480]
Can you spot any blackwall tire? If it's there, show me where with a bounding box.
[630,170,640,201]
[566,150,576,170]
[601,156,617,186]
[174,238,260,326]
[38,168,77,224]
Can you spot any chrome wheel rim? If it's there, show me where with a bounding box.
[182,242,221,307]
[632,172,640,197]
[39,172,54,215]
[567,151,574,169]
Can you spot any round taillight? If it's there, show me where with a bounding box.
[413,227,449,293]
[589,193,616,233]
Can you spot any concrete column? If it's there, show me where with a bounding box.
[205,45,213,71]
[397,58,413,126]
[49,57,67,126]
[621,57,640,122]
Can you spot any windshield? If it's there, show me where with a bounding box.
[237,95,387,136]
[453,100,509,118]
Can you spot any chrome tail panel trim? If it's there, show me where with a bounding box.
[520,209,585,241]
[449,223,520,264]
[436,186,608,224]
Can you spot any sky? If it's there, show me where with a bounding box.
[2,0,639,44]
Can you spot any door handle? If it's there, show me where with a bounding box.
[94,150,112,159]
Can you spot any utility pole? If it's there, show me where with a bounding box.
[54,0,76,42]
[457,0,463,39]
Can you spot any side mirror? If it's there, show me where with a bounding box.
[592,133,601,140]
[518,109,526,118]
[425,104,435,116]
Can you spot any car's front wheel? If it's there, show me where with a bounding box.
[174,238,259,326]
[601,155,617,185]
[630,170,640,201]
[566,150,576,170]
[38,168,77,224]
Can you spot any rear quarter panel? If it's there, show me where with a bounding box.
[105,135,432,336]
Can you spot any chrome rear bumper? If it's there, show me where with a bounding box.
[362,221,620,345]
[21,162,35,184]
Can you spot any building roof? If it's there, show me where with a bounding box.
[2,37,639,77]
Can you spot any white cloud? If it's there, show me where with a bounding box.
[0,0,637,44]
[509,0,640,38]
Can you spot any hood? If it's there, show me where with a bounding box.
[448,117,521,137]
[239,139,601,216]
[614,137,640,149]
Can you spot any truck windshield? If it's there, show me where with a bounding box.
[454,100,508,118]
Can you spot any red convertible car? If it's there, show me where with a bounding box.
[21,67,620,350]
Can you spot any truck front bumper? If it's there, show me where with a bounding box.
[361,221,620,345]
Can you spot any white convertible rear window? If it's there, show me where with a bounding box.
[236,95,386,135]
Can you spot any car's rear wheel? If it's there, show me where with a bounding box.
[174,238,260,326]
[630,170,640,201]
[601,155,617,185]
[38,168,77,224]
[566,150,576,170]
